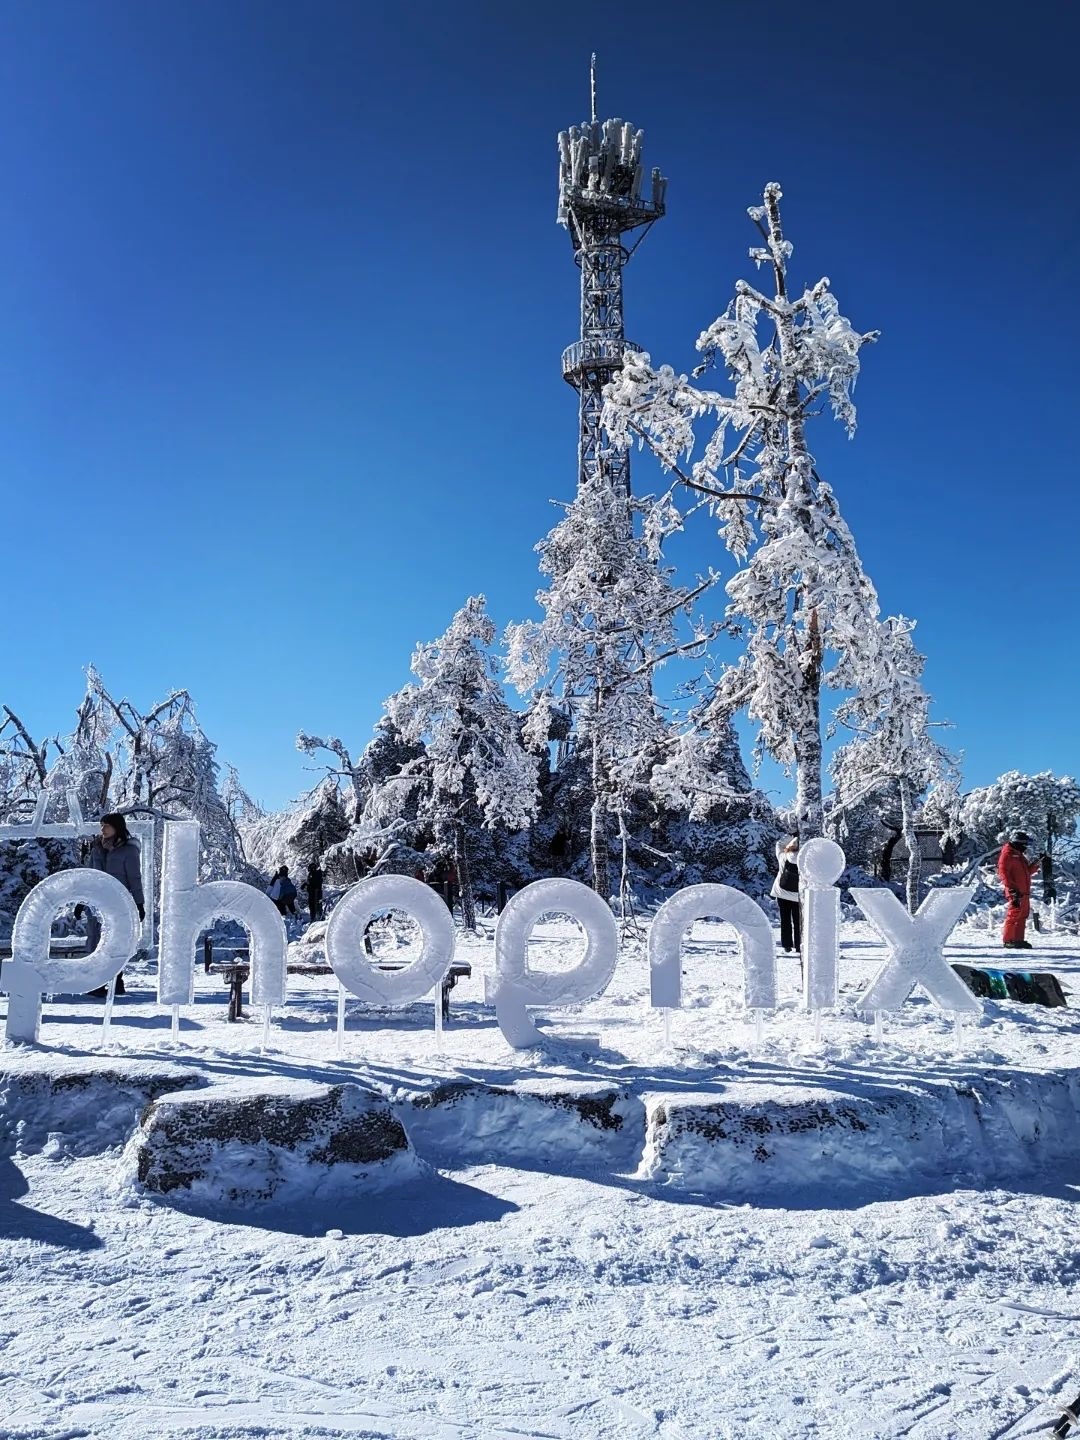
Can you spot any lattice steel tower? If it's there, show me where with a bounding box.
[557,60,667,498]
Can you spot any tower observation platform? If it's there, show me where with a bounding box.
[557,96,667,498]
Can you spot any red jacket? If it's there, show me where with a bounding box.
[997,843,1039,899]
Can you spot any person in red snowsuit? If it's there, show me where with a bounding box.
[997,832,1043,949]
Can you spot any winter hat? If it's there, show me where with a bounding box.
[1010,831,1031,847]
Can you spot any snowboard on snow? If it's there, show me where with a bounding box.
[951,964,1067,1007]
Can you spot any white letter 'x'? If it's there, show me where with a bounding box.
[851,886,981,1015]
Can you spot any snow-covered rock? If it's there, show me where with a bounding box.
[120,1078,419,1203]
[403,1077,645,1172]
[0,1053,204,1157]
[641,1068,1080,1199]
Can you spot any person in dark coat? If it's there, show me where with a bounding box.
[306,860,325,921]
[270,866,298,917]
[997,831,1045,949]
[771,837,801,953]
[85,812,145,996]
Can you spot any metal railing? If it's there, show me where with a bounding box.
[561,337,642,375]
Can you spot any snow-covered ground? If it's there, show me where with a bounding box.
[3,915,1080,1439]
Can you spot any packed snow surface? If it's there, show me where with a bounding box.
[2,914,1080,1438]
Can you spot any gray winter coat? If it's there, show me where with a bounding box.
[88,838,145,913]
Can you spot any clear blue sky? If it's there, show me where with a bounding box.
[2,0,1077,810]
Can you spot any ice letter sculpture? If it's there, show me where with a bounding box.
[158,821,287,1008]
[852,885,981,1015]
[4,870,140,1043]
[489,878,618,1048]
[325,875,455,1005]
[649,884,776,1012]
[800,838,845,1011]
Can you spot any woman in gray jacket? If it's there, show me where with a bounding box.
[86,812,145,996]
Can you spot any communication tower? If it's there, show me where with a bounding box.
[557,57,667,497]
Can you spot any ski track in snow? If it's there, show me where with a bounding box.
[2,919,1079,1439]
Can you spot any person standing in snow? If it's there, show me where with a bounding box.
[771,837,801,954]
[278,866,298,917]
[997,831,1044,949]
[305,859,325,921]
[85,812,145,996]
[268,866,298,917]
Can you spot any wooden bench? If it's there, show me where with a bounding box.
[1,935,89,987]
[200,940,472,1024]
[286,959,473,1024]
[0,936,87,961]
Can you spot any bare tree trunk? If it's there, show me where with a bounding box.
[454,822,477,932]
[589,722,611,900]
[899,776,921,914]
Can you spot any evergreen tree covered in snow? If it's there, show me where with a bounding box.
[297,718,429,880]
[960,771,1080,859]
[604,182,881,840]
[648,716,779,896]
[240,777,351,884]
[507,474,716,900]
[387,595,539,929]
[830,616,958,911]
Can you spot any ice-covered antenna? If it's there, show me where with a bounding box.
[556,57,668,501]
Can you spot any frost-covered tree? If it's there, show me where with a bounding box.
[506,473,717,901]
[298,716,431,881]
[822,788,894,876]
[1,671,247,931]
[604,182,881,839]
[240,777,351,884]
[960,771,1080,866]
[0,706,53,820]
[647,716,780,896]
[0,710,77,939]
[387,595,539,930]
[830,616,958,911]
[74,670,240,874]
[650,718,754,822]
